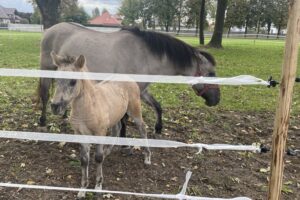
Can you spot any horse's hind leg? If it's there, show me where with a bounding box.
[120,114,129,138]
[39,78,52,126]
[77,143,91,199]
[141,90,163,134]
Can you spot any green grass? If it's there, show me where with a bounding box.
[0,30,299,116]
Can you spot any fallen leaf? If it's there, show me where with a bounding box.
[103,193,114,199]
[260,167,270,173]
[27,180,35,185]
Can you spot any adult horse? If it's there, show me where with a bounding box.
[38,22,220,134]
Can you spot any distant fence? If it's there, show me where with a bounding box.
[0,24,287,40]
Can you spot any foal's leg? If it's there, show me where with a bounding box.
[95,123,121,190]
[141,90,163,134]
[135,118,151,165]
[77,143,91,199]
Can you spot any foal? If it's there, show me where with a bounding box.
[50,52,151,198]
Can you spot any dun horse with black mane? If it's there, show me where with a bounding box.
[50,51,151,199]
[38,23,220,135]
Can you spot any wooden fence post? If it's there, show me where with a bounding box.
[267,0,300,199]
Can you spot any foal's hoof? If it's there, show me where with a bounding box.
[95,184,102,191]
[144,157,151,165]
[77,191,86,199]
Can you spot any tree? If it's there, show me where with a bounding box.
[176,0,184,34]
[60,0,90,24]
[15,10,32,24]
[199,0,206,45]
[153,0,180,32]
[34,0,61,29]
[185,0,201,31]
[30,7,41,24]
[261,0,275,37]
[207,0,228,48]
[272,0,288,37]
[102,8,109,15]
[225,0,248,37]
[92,7,100,18]
[119,0,141,26]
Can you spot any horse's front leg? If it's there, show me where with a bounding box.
[77,143,91,199]
[39,78,52,126]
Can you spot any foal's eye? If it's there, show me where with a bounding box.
[70,79,77,86]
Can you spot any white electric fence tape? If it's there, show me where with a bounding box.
[0,68,261,200]
[0,131,261,153]
[0,68,269,86]
[0,171,251,200]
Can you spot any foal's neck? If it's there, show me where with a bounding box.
[70,69,97,121]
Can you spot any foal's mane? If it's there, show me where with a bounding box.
[121,27,201,69]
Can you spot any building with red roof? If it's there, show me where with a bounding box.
[89,11,122,27]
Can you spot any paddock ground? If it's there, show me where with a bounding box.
[0,31,299,199]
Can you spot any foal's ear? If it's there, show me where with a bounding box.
[50,51,63,67]
[75,55,85,69]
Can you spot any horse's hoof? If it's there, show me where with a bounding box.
[155,124,162,134]
[77,191,86,199]
[39,116,46,127]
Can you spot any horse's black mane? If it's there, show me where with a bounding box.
[121,27,206,69]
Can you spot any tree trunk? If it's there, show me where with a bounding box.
[267,22,271,39]
[177,0,183,34]
[227,26,231,38]
[199,0,206,45]
[256,20,260,38]
[207,0,228,48]
[244,18,248,38]
[35,0,61,29]
[277,25,281,39]
[195,20,199,36]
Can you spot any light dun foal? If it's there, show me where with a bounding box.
[50,52,151,199]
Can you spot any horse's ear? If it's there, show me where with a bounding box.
[51,51,63,67]
[75,55,85,69]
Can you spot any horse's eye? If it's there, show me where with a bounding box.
[70,79,77,86]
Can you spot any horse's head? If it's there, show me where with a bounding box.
[192,50,220,107]
[50,51,86,115]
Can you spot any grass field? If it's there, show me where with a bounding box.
[0,30,299,114]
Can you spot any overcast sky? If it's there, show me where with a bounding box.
[0,0,122,15]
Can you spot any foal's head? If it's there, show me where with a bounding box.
[50,51,86,115]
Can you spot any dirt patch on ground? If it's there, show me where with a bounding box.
[0,106,299,200]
